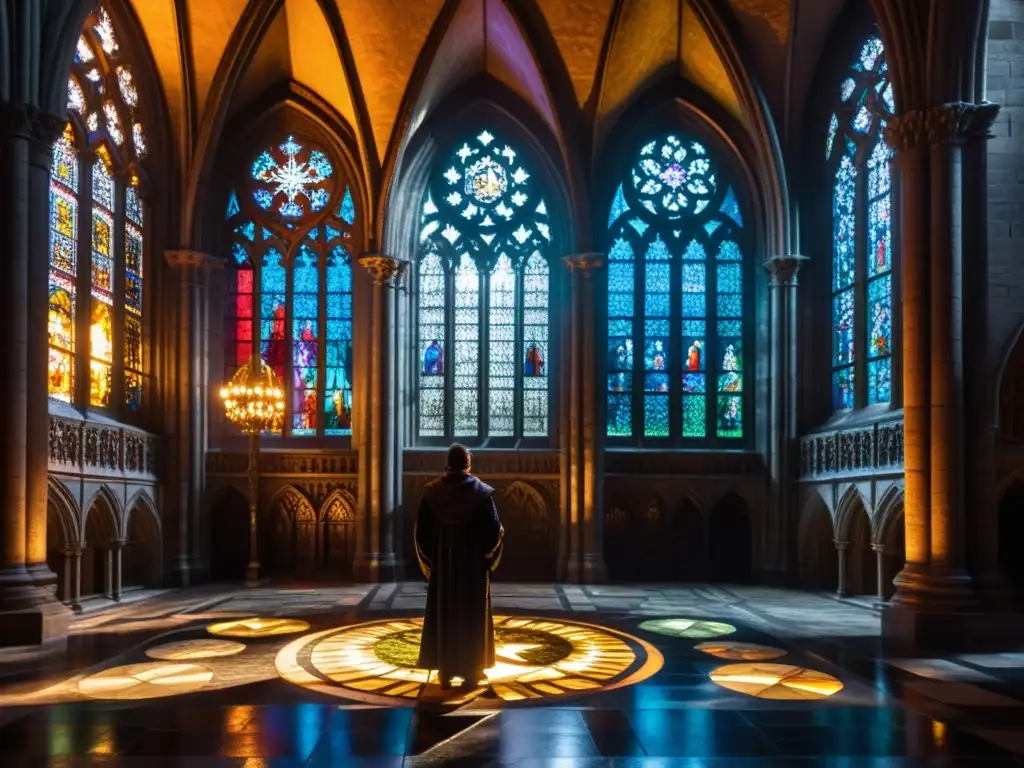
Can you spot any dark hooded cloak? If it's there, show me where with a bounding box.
[415,472,504,682]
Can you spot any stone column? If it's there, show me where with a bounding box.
[835,540,850,597]
[70,544,82,612]
[164,250,219,586]
[354,254,406,582]
[882,102,998,643]
[763,255,806,580]
[563,254,607,584]
[110,540,123,601]
[0,103,71,648]
[873,544,886,601]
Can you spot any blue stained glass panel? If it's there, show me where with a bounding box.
[717,395,743,438]
[682,264,705,293]
[226,190,240,218]
[340,187,356,225]
[717,241,742,261]
[719,187,743,227]
[684,240,706,260]
[608,339,633,371]
[682,320,705,337]
[832,149,857,291]
[867,274,892,360]
[608,295,634,317]
[683,373,705,393]
[608,263,634,291]
[609,319,632,337]
[833,289,855,366]
[292,247,319,433]
[644,394,669,437]
[645,263,670,293]
[259,249,287,384]
[716,294,741,317]
[236,220,255,242]
[717,320,741,337]
[607,394,632,436]
[868,357,892,405]
[682,293,704,318]
[645,294,670,316]
[833,369,854,410]
[324,246,353,435]
[717,263,742,294]
[608,184,629,227]
[683,395,706,437]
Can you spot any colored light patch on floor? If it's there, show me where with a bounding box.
[276,616,662,707]
[695,641,787,661]
[206,617,310,638]
[145,638,247,660]
[77,663,214,700]
[639,618,737,638]
[709,662,844,700]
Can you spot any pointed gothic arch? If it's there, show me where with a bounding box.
[320,488,356,577]
[799,491,838,591]
[497,479,553,581]
[123,491,162,588]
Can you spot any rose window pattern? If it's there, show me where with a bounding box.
[417,129,553,443]
[48,5,150,412]
[607,134,748,443]
[225,134,357,437]
[827,35,896,410]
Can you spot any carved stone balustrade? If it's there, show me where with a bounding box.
[799,418,904,481]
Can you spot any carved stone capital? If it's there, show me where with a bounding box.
[762,254,807,287]
[834,539,851,551]
[563,253,604,279]
[164,249,222,270]
[359,253,408,287]
[885,102,1002,151]
[0,102,65,146]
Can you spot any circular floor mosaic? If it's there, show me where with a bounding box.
[695,641,787,661]
[77,662,214,700]
[638,618,737,639]
[145,639,247,661]
[276,616,663,706]
[207,617,310,638]
[709,662,844,700]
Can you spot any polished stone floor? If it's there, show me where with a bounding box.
[0,583,1023,765]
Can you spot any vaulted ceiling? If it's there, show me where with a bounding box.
[123,0,847,240]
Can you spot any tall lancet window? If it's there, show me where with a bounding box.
[224,135,357,437]
[48,6,150,413]
[416,129,553,443]
[826,35,897,410]
[606,134,750,444]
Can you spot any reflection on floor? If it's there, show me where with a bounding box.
[0,582,1022,763]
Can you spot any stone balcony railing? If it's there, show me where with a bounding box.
[48,409,159,480]
[799,418,904,480]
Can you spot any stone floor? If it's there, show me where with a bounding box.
[0,582,1022,765]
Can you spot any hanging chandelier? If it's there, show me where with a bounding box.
[219,356,285,434]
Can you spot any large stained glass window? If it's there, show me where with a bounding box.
[224,135,356,437]
[416,129,553,442]
[606,134,750,443]
[47,6,150,413]
[827,34,896,410]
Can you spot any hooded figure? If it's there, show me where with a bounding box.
[415,443,504,689]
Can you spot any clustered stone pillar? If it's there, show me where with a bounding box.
[882,101,1000,644]
[763,255,805,581]
[835,540,850,598]
[164,250,219,585]
[354,254,406,581]
[873,543,886,602]
[563,254,607,583]
[0,103,71,648]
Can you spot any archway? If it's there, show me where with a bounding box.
[878,506,905,601]
[494,483,553,582]
[671,499,706,581]
[603,503,632,581]
[262,487,317,579]
[847,506,876,596]
[633,497,673,582]
[122,499,161,589]
[799,497,838,591]
[46,497,75,604]
[322,492,355,579]
[209,486,251,582]
[998,482,1024,606]
[709,494,752,583]
[82,493,118,598]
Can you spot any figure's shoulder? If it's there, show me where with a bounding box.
[423,476,443,490]
[471,477,495,497]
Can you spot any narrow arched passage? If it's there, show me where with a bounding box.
[799,499,838,591]
[209,487,251,582]
[123,501,162,589]
[998,482,1024,606]
[709,494,752,583]
[83,495,118,599]
[848,506,876,597]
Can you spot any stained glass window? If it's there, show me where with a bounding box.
[224,135,357,438]
[48,6,150,413]
[416,128,553,442]
[607,134,749,443]
[827,34,896,410]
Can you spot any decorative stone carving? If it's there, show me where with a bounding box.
[883,110,929,153]
[0,102,65,145]
[799,421,904,479]
[48,418,82,466]
[604,451,765,477]
[402,450,560,477]
[124,433,144,473]
[762,254,807,287]
[885,102,1003,152]
[359,254,409,287]
[563,253,604,279]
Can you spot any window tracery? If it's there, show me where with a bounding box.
[416,129,553,442]
[225,135,356,437]
[48,5,149,413]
